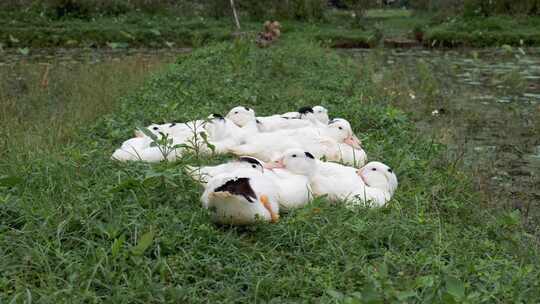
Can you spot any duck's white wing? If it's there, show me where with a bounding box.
[326,143,367,166]
[229,131,301,161]
[311,162,365,201]
[257,115,311,132]
[280,111,300,119]
[120,137,153,150]
[138,146,181,163]
[266,169,312,210]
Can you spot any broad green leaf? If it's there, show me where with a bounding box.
[132,230,155,256]
[446,276,465,300]
[111,235,125,258]
[326,289,343,299]
[395,290,416,301]
[137,126,159,141]
[416,275,435,288]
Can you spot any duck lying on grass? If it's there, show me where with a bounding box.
[201,166,280,225]
[266,149,398,207]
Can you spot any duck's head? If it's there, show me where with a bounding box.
[204,113,228,139]
[226,106,256,127]
[327,118,362,149]
[357,161,398,195]
[266,148,317,176]
[236,156,265,174]
[298,106,314,120]
[312,105,329,124]
[134,123,163,138]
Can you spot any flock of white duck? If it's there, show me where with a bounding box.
[112,105,398,225]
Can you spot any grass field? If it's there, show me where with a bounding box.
[1,36,539,302]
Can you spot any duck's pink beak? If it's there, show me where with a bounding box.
[357,169,369,186]
[264,158,285,170]
[345,135,362,149]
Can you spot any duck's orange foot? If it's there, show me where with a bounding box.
[260,194,279,223]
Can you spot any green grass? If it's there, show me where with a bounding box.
[0,13,238,49]
[0,55,171,158]
[1,37,540,302]
[426,15,540,47]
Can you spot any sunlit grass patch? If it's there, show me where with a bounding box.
[0,55,170,161]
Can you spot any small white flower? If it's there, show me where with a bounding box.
[431,110,439,116]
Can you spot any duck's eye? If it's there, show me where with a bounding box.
[292,154,297,158]
[152,127,159,130]
[388,168,393,173]
[234,111,239,114]
[338,126,343,130]
[252,165,257,169]
[244,107,250,111]
[372,168,377,171]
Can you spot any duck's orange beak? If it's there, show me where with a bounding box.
[345,135,362,149]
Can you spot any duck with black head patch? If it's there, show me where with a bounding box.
[256,105,330,132]
[201,165,280,225]
[187,156,266,184]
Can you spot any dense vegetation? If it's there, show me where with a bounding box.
[2,0,540,49]
[425,15,540,47]
[1,36,539,302]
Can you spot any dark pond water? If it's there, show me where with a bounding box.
[344,47,540,229]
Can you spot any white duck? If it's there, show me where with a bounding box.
[112,124,168,161]
[280,105,329,124]
[268,151,362,201]
[188,156,265,183]
[201,167,280,225]
[229,118,364,164]
[298,105,330,125]
[263,149,314,210]
[350,161,398,207]
[256,105,330,132]
[226,106,256,127]
[268,152,397,206]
